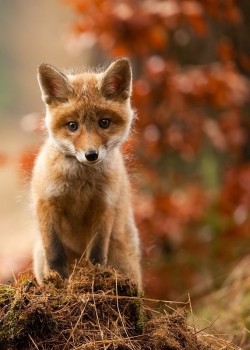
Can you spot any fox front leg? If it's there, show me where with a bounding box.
[89,218,114,265]
[45,227,68,278]
[34,227,68,284]
[89,232,110,265]
[33,228,68,284]
[34,203,68,282]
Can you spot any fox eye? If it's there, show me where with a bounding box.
[99,118,111,129]
[67,121,78,132]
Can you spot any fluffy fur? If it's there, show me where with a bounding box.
[31,58,141,288]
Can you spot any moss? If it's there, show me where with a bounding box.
[0,279,57,349]
[49,295,70,309]
[132,297,148,333]
[0,285,15,306]
[0,299,23,343]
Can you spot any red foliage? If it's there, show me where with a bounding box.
[18,146,40,182]
[0,153,7,167]
[17,0,246,299]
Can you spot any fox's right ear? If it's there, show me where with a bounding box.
[37,64,72,105]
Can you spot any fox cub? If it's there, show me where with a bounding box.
[31,58,141,288]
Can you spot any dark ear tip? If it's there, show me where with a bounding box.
[115,57,131,67]
[38,63,47,71]
[116,57,130,62]
[37,63,56,75]
[37,64,48,77]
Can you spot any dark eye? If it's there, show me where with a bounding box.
[99,118,111,129]
[67,121,78,132]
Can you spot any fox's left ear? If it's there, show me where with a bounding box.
[101,58,132,101]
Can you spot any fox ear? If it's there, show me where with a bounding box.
[37,64,72,105]
[101,58,132,100]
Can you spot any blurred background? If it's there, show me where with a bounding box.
[0,0,85,281]
[1,1,250,340]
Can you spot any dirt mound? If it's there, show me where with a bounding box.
[0,261,240,349]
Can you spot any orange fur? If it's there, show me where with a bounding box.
[31,58,141,288]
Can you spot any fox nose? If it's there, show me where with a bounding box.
[85,150,99,162]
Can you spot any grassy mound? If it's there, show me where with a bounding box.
[0,261,242,349]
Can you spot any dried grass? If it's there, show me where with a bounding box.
[0,260,243,349]
[195,256,250,349]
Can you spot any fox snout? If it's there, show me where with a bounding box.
[85,149,99,162]
[75,146,106,164]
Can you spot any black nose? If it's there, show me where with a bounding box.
[85,150,99,162]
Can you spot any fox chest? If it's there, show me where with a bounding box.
[49,183,111,253]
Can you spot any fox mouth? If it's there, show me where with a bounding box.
[84,159,102,165]
[75,156,104,166]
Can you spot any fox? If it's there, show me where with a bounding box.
[31,58,141,289]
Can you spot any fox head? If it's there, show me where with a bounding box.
[37,58,134,165]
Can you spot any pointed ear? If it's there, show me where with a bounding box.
[37,64,72,105]
[101,58,132,100]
